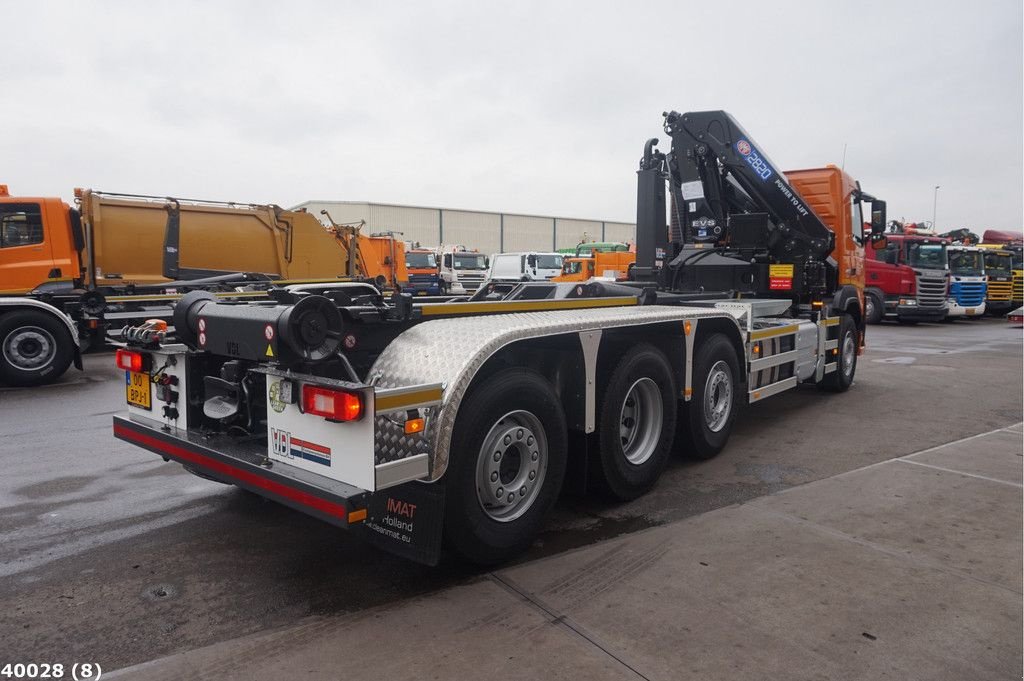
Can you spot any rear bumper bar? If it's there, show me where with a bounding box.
[112,415,369,527]
[895,306,947,322]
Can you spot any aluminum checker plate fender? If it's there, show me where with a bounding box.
[368,304,736,481]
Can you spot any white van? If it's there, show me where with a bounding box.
[487,252,564,282]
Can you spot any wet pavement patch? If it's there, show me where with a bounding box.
[13,475,98,499]
[142,583,179,602]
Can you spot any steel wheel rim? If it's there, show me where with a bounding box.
[2,326,55,371]
[703,360,733,433]
[842,331,856,377]
[475,410,547,522]
[619,377,663,465]
[866,297,875,319]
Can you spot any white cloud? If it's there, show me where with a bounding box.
[3,0,1021,230]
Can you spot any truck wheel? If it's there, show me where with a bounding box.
[865,293,883,324]
[819,313,857,393]
[592,344,676,501]
[444,368,567,565]
[676,333,739,460]
[0,310,74,387]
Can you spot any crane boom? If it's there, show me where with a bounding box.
[635,110,849,304]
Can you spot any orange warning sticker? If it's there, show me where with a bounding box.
[769,263,793,290]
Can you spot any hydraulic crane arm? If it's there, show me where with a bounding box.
[663,110,834,259]
[635,110,851,303]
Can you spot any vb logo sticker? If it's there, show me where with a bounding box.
[737,140,752,155]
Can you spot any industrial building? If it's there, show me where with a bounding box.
[291,200,637,253]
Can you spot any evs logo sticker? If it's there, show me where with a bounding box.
[735,139,773,182]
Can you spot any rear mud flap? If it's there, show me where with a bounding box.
[355,480,446,566]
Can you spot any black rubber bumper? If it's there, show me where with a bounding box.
[112,415,369,527]
[896,307,947,323]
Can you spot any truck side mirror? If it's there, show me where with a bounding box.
[870,200,886,234]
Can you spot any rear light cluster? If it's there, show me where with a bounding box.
[302,384,363,421]
[115,349,148,372]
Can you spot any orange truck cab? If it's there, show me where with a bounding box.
[784,166,868,308]
[404,248,441,295]
[554,250,635,282]
[0,186,80,295]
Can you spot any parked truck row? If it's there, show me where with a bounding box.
[861,222,1023,324]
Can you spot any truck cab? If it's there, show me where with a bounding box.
[0,186,80,295]
[404,249,440,295]
[553,249,634,282]
[946,246,987,318]
[487,252,564,282]
[437,247,488,294]
[977,247,1016,314]
[980,230,1023,310]
[864,233,949,323]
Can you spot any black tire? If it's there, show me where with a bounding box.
[443,368,568,565]
[676,333,740,461]
[0,310,75,387]
[819,313,857,392]
[591,344,677,501]
[865,293,883,325]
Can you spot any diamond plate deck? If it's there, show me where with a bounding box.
[369,304,737,480]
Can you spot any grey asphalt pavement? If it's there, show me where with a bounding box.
[112,421,1024,681]
[0,317,1020,674]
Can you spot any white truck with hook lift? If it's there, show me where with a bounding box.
[112,111,887,564]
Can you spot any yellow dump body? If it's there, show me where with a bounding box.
[78,191,406,288]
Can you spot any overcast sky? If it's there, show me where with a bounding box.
[4,0,1022,231]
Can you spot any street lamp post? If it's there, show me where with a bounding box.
[932,185,940,231]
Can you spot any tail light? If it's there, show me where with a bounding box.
[302,385,363,421]
[115,349,147,372]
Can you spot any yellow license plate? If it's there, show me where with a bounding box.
[126,371,151,409]
[966,308,975,315]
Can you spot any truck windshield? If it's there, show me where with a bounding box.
[0,204,44,248]
[983,252,1012,276]
[406,252,437,268]
[535,254,563,270]
[948,250,983,276]
[906,243,947,269]
[562,260,584,275]
[454,254,487,270]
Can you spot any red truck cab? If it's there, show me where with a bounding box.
[864,233,949,323]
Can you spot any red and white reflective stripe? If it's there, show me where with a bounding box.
[291,437,330,454]
[112,423,349,522]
